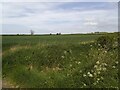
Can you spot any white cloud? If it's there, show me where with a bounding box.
[2,2,118,34]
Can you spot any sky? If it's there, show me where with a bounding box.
[0,1,118,34]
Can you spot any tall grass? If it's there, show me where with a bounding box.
[2,33,118,88]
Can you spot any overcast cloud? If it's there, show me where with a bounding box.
[1,2,118,34]
[1,0,119,2]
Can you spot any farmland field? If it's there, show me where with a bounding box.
[2,33,119,88]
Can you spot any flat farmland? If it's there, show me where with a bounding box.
[2,34,119,88]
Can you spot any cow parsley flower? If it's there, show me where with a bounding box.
[70,64,72,67]
[96,61,100,64]
[87,72,93,77]
[83,74,86,77]
[97,71,100,74]
[112,66,116,69]
[89,74,93,77]
[102,67,106,71]
[83,83,87,86]
[94,65,97,68]
[78,61,81,64]
[115,61,118,64]
[61,56,65,59]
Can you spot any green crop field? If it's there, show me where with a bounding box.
[2,33,119,88]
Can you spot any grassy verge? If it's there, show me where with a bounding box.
[2,33,119,88]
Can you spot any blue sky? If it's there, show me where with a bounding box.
[1,2,118,34]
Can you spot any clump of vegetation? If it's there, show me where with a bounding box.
[96,35,113,50]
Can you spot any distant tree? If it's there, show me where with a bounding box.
[30,30,34,35]
[56,33,59,35]
[50,33,52,35]
[59,33,61,35]
[56,33,61,35]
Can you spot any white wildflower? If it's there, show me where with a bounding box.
[67,74,69,76]
[87,72,93,77]
[101,77,104,80]
[94,72,97,76]
[15,85,19,88]
[64,51,67,54]
[93,82,97,85]
[111,53,113,56]
[91,70,94,73]
[102,63,107,66]
[115,61,118,64]
[98,44,101,46]
[80,70,82,73]
[70,64,72,67]
[61,56,65,59]
[87,72,90,75]
[97,67,102,71]
[97,71,100,74]
[69,49,72,53]
[104,63,107,66]
[90,45,92,47]
[83,83,87,86]
[96,61,100,64]
[96,81,99,83]
[104,51,107,53]
[98,48,101,51]
[94,65,97,68]
[53,68,55,71]
[75,61,77,63]
[89,74,93,77]
[112,66,116,69]
[49,77,51,79]
[97,78,100,81]
[83,74,86,77]
[78,61,81,64]
[102,67,106,71]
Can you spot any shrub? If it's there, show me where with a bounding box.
[96,35,113,50]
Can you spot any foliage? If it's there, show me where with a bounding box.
[96,35,113,50]
[2,33,118,88]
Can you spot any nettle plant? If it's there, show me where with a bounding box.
[96,35,113,50]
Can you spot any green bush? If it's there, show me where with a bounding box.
[97,35,113,50]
